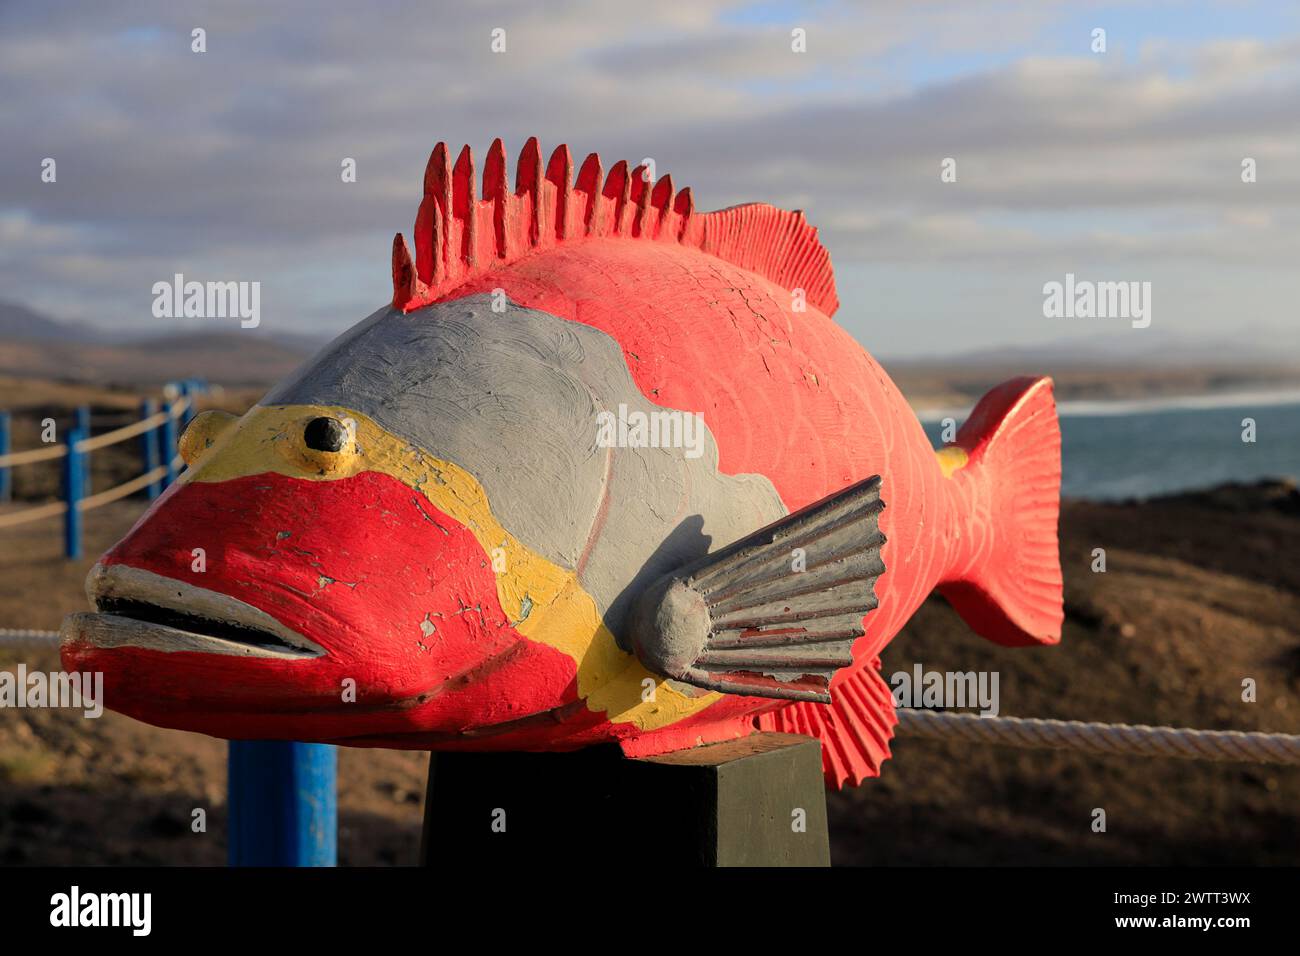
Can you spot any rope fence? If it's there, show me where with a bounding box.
[0,500,68,528]
[0,444,69,467]
[0,399,187,467]
[77,409,172,452]
[79,464,173,510]
[4,621,1298,768]
[0,380,203,555]
[895,708,1300,766]
[0,627,62,645]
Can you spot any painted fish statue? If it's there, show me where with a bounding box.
[61,138,1063,788]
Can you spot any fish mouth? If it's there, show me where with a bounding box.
[64,564,324,661]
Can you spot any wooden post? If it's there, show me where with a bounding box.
[420,732,830,867]
[0,411,10,503]
[63,426,84,560]
[227,741,337,867]
[160,402,177,488]
[140,399,161,500]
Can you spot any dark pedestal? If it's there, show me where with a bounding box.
[420,731,830,867]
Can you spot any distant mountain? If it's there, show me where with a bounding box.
[0,330,312,388]
[0,300,112,344]
[882,328,1298,370]
[257,330,333,354]
[3,297,1296,397]
[118,324,332,354]
[0,298,333,350]
[0,300,330,387]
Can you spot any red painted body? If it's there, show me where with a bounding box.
[439,240,1063,783]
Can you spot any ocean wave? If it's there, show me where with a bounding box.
[915,387,1300,423]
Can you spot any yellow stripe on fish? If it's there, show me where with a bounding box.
[935,445,970,478]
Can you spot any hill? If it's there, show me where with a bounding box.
[0,301,110,345]
[0,331,311,388]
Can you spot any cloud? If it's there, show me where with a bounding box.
[0,0,1296,357]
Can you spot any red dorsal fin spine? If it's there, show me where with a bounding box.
[599,159,628,237]
[650,174,674,240]
[394,139,840,317]
[546,144,573,243]
[516,136,543,249]
[629,164,651,238]
[413,142,450,288]
[391,233,418,308]
[451,145,476,281]
[575,152,602,236]
[484,137,510,261]
[674,187,696,243]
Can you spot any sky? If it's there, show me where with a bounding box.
[1,0,1298,359]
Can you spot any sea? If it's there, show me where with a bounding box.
[919,390,1300,501]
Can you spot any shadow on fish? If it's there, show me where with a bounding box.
[61,138,1063,788]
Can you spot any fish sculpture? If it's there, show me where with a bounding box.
[61,138,1063,788]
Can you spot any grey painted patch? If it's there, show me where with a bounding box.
[263,295,787,637]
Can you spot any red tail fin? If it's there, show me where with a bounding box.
[939,376,1063,646]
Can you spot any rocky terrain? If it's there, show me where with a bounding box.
[1,479,1295,865]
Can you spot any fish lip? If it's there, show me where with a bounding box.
[67,563,325,661]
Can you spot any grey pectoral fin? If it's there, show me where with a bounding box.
[628,476,886,704]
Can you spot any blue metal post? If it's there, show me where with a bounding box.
[140,399,161,499]
[63,426,84,559]
[228,741,337,866]
[178,381,195,427]
[161,401,177,488]
[75,405,91,496]
[0,411,11,503]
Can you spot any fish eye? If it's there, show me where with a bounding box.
[178,409,237,466]
[303,416,349,453]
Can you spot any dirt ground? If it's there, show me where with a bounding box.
[1,475,1297,866]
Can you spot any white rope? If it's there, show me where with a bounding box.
[0,392,191,466]
[0,500,68,528]
[896,708,1300,766]
[0,443,67,467]
[3,627,1297,767]
[78,466,168,510]
[77,411,169,451]
[0,465,170,528]
[0,627,61,645]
